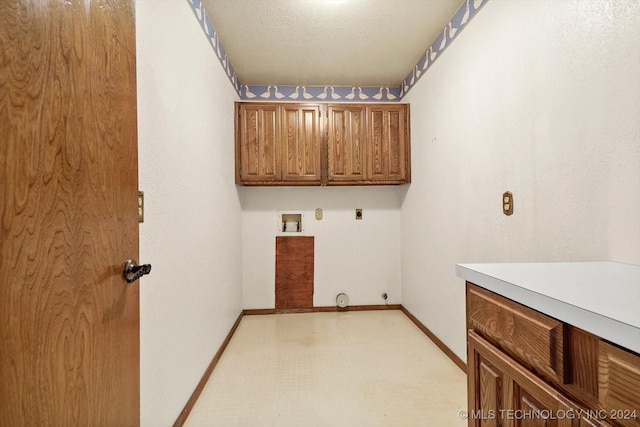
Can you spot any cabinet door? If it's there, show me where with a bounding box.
[280,104,322,183]
[236,103,280,183]
[468,334,503,427]
[367,104,409,183]
[327,104,366,182]
[469,331,576,427]
[599,342,640,427]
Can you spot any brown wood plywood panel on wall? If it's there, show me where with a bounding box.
[275,237,314,308]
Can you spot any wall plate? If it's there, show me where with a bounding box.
[503,191,513,216]
[138,191,144,223]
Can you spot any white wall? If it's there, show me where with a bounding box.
[137,1,242,425]
[242,187,403,309]
[134,0,640,420]
[402,0,640,362]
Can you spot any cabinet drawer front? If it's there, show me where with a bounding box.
[599,342,640,427]
[467,284,564,382]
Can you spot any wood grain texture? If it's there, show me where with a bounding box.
[599,342,640,427]
[467,284,565,383]
[580,416,615,427]
[468,332,576,427]
[0,0,139,425]
[281,104,322,183]
[367,104,409,182]
[275,237,314,308]
[327,104,366,182]
[235,102,410,186]
[466,284,626,427]
[564,326,600,404]
[236,103,280,183]
[478,359,502,427]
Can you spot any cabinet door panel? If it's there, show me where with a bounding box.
[236,103,280,183]
[327,104,365,182]
[281,104,322,183]
[479,358,503,427]
[599,342,640,427]
[367,105,408,182]
[468,331,505,427]
[469,331,575,427]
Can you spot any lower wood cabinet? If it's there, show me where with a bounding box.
[467,283,639,427]
[467,284,564,384]
[599,342,640,427]
[468,330,590,427]
[468,331,614,427]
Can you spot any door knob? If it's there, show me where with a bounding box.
[123,259,151,283]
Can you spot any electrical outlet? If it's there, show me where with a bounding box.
[503,191,513,216]
[315,208,323,220]
[355,209,363,220]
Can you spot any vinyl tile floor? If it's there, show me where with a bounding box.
[184,310,467,427]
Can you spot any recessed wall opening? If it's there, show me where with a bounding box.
[279,212,303,234]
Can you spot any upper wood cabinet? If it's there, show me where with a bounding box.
[235,103,280,184]
[326,104,366,183]
[367,104,410,183]
[280,104,322,184]
[235,102,411,186]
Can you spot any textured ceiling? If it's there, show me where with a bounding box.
[201,0,464,87]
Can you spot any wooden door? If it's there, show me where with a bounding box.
[275,237,314,308]
[235,103,280,184]
[327,104,366,183]
[0,1,140,425]
[280,104,322,184]
[367,104,409,183]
